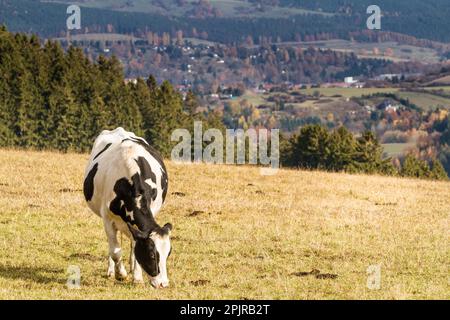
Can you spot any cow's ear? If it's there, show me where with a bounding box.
[162,223,173,235]
[127,223,148,241]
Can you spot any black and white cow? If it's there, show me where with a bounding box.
[83,127,172,288]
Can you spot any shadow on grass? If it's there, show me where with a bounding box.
[0,265,64,284]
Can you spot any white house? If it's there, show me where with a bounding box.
[344,76,357,84]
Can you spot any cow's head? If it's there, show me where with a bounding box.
[127,222,172,288]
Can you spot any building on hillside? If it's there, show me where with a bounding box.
[344,76,358,84]
[377,99,401,112]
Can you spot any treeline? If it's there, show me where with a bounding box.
[0,27,220,155]
[281,125,448,180]
[433,115,450,177]
[3,0,450,44]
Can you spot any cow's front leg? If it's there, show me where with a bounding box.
[103,218,128,281]
[130,240,144,283]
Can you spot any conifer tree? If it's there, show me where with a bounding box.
[429,159,448,181]
[290,124,330,169]
[184,90,198,115]
[326,126,355,171]
[400,155,431,179]
[352,131,396,175]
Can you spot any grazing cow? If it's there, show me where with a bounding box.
[83,127,172,288]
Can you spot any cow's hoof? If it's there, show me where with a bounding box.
[115,275,128,281]
[133,278,145,285]
[114,265,128,281]
[115,272,128,281]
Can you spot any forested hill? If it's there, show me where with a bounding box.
[1,0,450,43]
[0,26,223,155]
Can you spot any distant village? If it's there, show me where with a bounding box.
[59,31,429,101]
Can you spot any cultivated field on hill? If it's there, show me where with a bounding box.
[0,149,448,299]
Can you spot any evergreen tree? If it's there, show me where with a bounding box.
[326,126,355,171]
[52,85,80,151]
[184,90,198,115]
[351,131,396,175]
[400,155,431,179]
[146,80,187,156]
[429,159,448,181]
[14,71,39,147]
[290,124,330,169]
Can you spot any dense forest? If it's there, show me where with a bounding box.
[0,26,221,155]
[2,0,450,43]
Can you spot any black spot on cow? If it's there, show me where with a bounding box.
[83,163,98,201]
[136,157,156,182]
[93,143,112,160]
[109,156,162,232]
[109,177,136,224]
[122,137,169,202]
[161,168,168,203]
[135,156,157,201]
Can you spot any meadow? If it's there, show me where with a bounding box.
[381,143,416,158]
[298,87,400,98]
[0,149,448,299]
[396,92,450,111]
[291,39,443,63]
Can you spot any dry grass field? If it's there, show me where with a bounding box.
[0,149,448,300]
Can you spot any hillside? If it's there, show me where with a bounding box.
[0,149,448,299]
[2,0,450,42]
[46,0,333,18]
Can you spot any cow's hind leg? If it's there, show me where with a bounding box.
[107,256,115,278]
[130,240,144,284]
[103,217,128,281]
